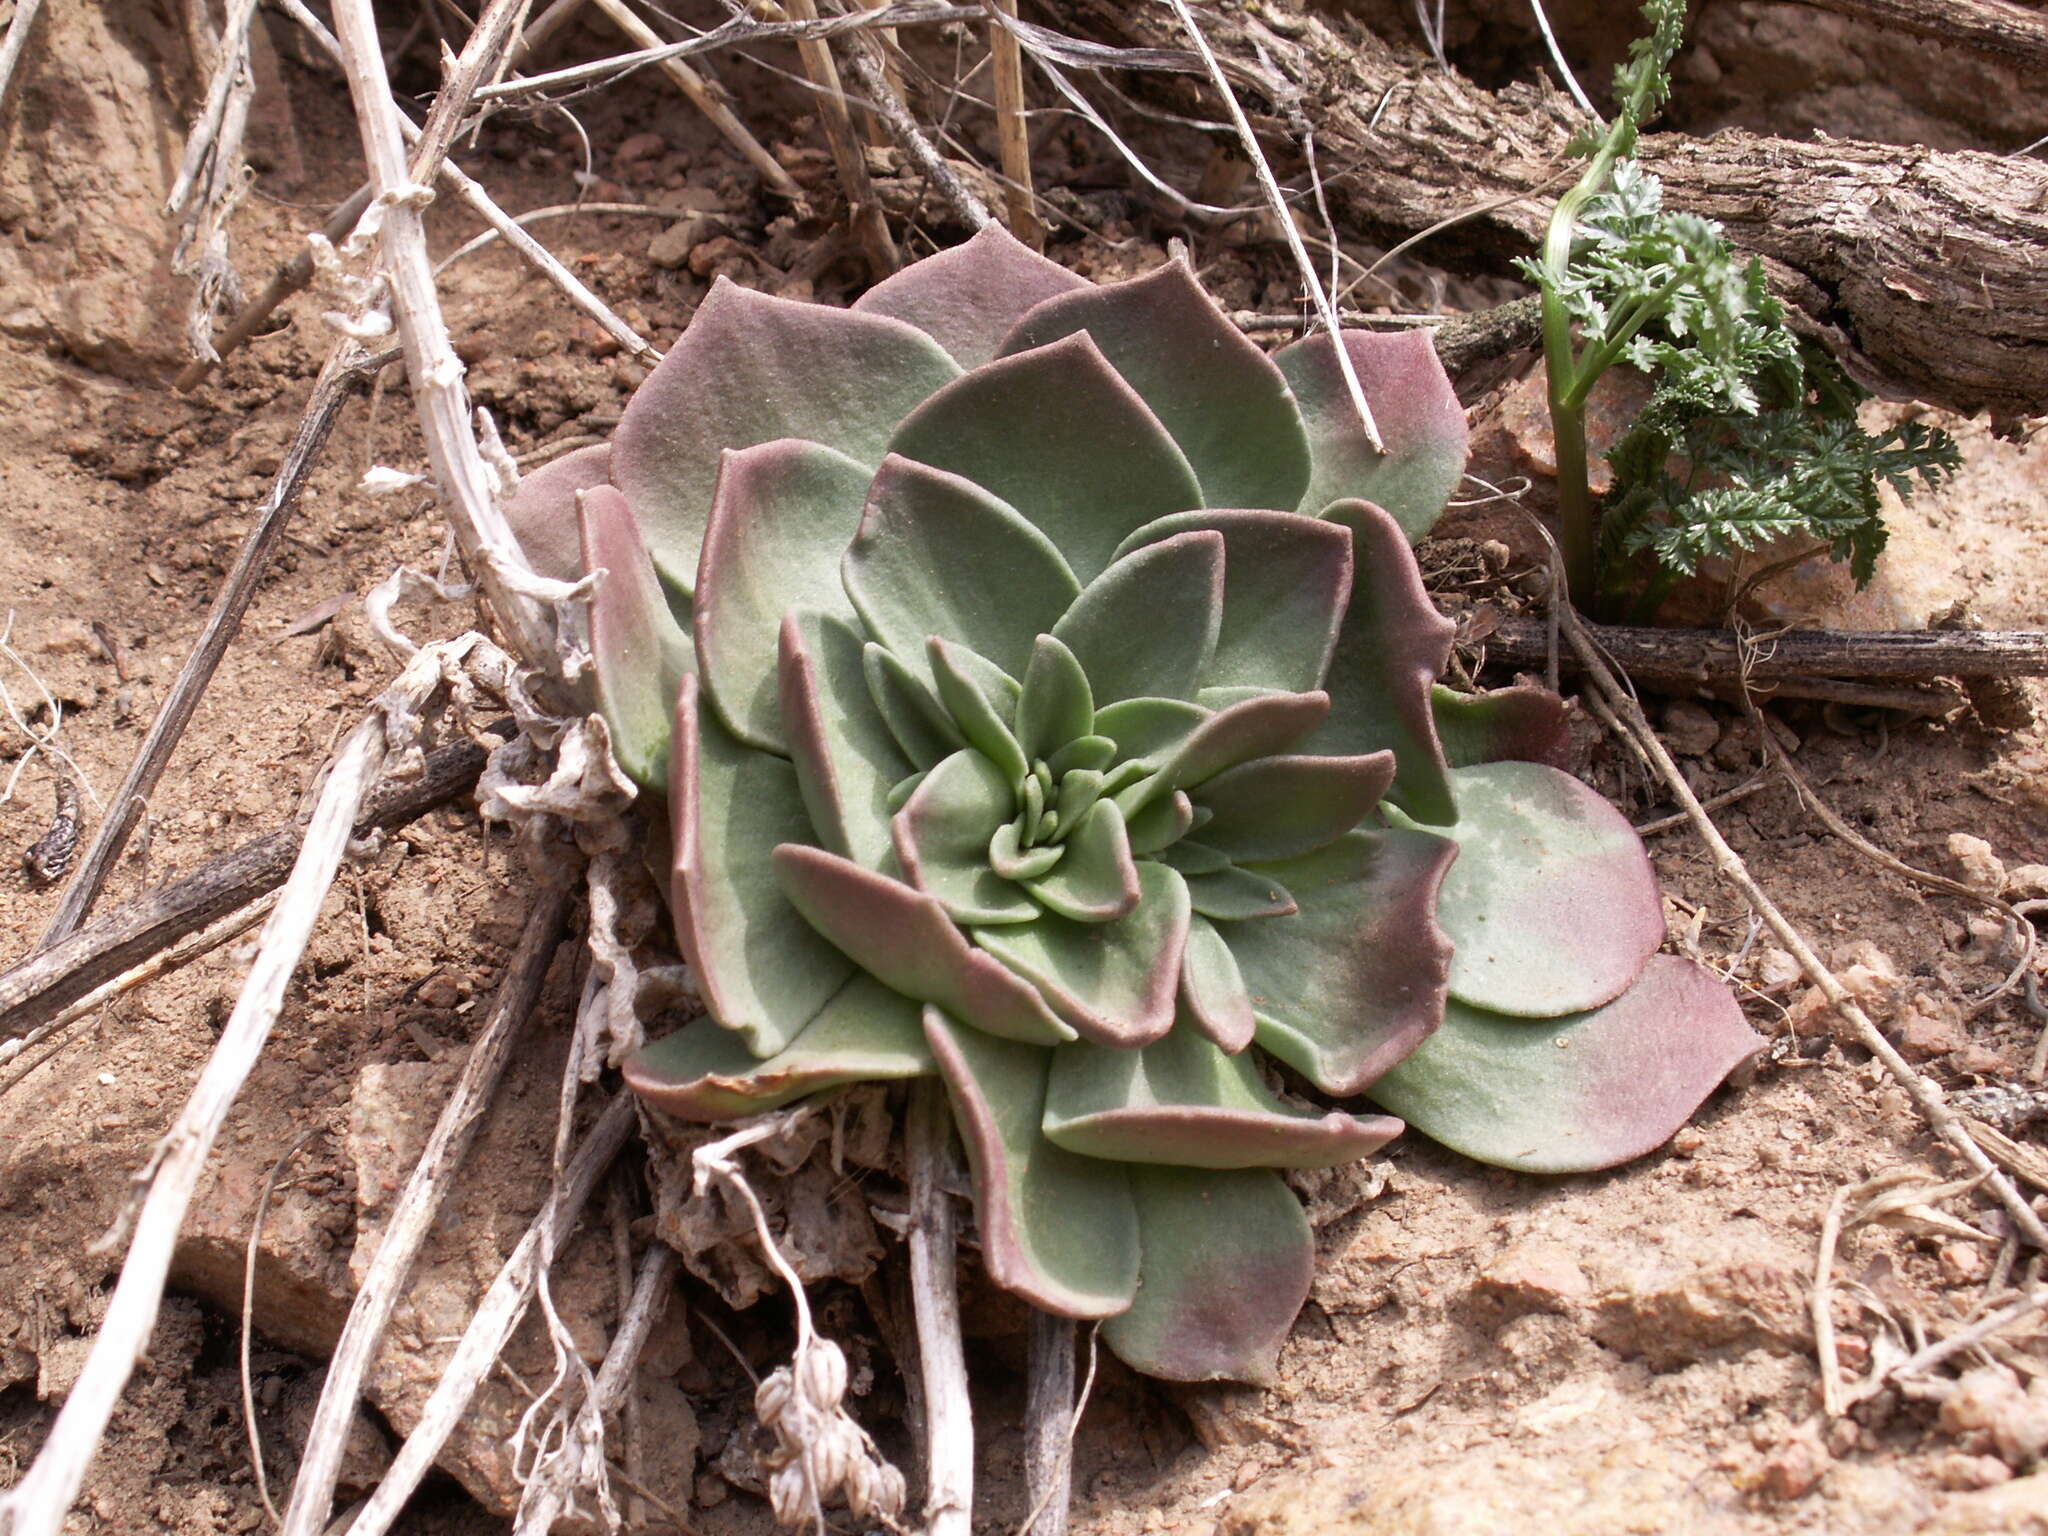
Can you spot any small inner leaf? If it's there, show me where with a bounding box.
[1047,735,1118,777]
[929,637,1028,790]
[1051,769,1106,839]
[894,749,1040,925]
[990,820,1064,881]
[1124,790,1194,856]
[864,643,964,769]
[1016,633,1096,762]
[1025,798,1141,923]
[1052,531,1224,705]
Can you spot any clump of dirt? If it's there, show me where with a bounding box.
[1,3,2046,1535]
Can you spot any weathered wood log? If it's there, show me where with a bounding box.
[1784,0,2048,70]
[1038,0,2048,419]
[1480,613,2048,680]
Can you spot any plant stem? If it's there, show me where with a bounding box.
[908,1080,973,1536]
[1023,1311,1077,1536]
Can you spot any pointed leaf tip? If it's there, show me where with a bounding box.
[852,222,1092,368]
[580,484,693,791]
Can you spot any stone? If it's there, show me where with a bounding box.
[1945,834,2007,893]
[1659,700,1722,758]
[648,214,720,270]
[1927,1453,2013,1492]
[1919,1473,2048,1533]
[1744,1425,1831,1501]
[1939,1366,2048,1467]
[1898,996,1970,1061]
[1472,1237,1592,1317]
[1588,1221,1811,1368]
[2004,864,2048,902]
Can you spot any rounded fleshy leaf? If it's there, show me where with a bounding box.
[990,822,1063,881]
[1000,259,1312,512]
[1235,827,1456,1095]
[894,748,1041,925]
[974,861,1191,1046]
[773,843,1074,1045]
[928,637,1026,789]
[1190,751,1396,863]
[1051,531,1223,706]
[625,973,930,1119]
[864,642,963,769]
[506,442,611,583]
[1112,511,1354,694]
[614,276,962,593]
[1125,790,1194,856]
[1024,799,1141,923]
[923,1010,1139,1317]
[1368,956,1764,1173]
[1092,697,1208,764]
[844,455,1081,681]
[1392,760,1664,1018]
[1180,915,1255,1051]
[780,611,912,872]
[1016,634,1095,763]
[886,331,1204,584]
[695,440,870,752]
[1275,327,1468,541]
[1099,1167,1314,1385]
[1047,734,1117,778]
[1183,865,1297,922]
[1044,1027,1398,1169]
[671,677,854,1055]
[580,485,694,790]
[1433,683,1574,771]
[851,221,1092,368]
[1301,500,1458,825]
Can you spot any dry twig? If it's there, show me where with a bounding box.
[0,0,45,118]
[782,0,899,274]
[986,0,1041,243]
[909,1079,973,1536]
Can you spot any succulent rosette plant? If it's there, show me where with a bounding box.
[507,224,1762,1383]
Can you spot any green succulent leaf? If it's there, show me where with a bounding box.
[613,276,962,593]
[773,843,1074,1045]
[863,642,964,769]
[1099,1166,1315,1384]
[623,973,930,1118]
[1234,827,1456,1094]
[894,748,1042,925]
[579,485,694,791]
[1190,751,1395,863]
[1052,531,1224,706]
[1302,500,1458,825]
[924,1010,1140,1317]
[1368,955,1763,1173]
[1111,511,1353,694]
[1124,790,1194,856]
[1092,697,1209,764]
[1024,798,1141,922]
[886,331,1204,584]
[1016,634,1096,763]
[670,676,855,1055]
[1182,865,1298,922]
[989,821,1064,881]
[1043,1025,1401,1168]
[975,861,1191,1046]
[1179,914,1256,1049]
[778,610,910,873]
[927,638,1027,788]
[843,454,1081,681]
[1000,258,1313,512]
[1389,760,1664,1018]
[850,221,1092,369]
[693,439,870,753]
[1275,328,1469,541]
[1432,684,1575,771]
[1047,734,1119,777]
[506,441,611,584]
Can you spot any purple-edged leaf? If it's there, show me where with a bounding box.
[1146,691,1332,805]
[780,611,911,873]
[1302,500,1457,825]
[1051,769,1105,839]
[1044,1027,1400,1168]
[1047,734,1117,777]
[1392,759,1664,1018]
[1000,259,1312,513]
[1016,634,1095,763]
[1100,1167,1314,1385]
[894,748,1040,925]
[864,642,964,769]
[923,1010,1138,1317]
[1275,328,1468,541]
[990,821,1063,881]
[1190,751,1395,863]
[928,637,1026,789]
[1109,511,1353,695]
[694,440,870,752]
[1183,865,1297,922]
[773,843,1074,1045]
[1124,790,1193,856]
[506,441,611,583]
[886,332,1203,584]
[851,222,1092,368]
[1180,916,1255,1050]
[975,861,1190,1046]
[1235,827,1455,1094]
[580,485,693,790]
[1024,798,1140,923]
[1092,697,1208,763]
[1369,955,1763,1173]
[1433,684,1574,770]
[1052,531,1223,705]
[624,973,930,1119]
[612,277,961,593]
[670,676,853,1055]
[844,455,1081,681]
